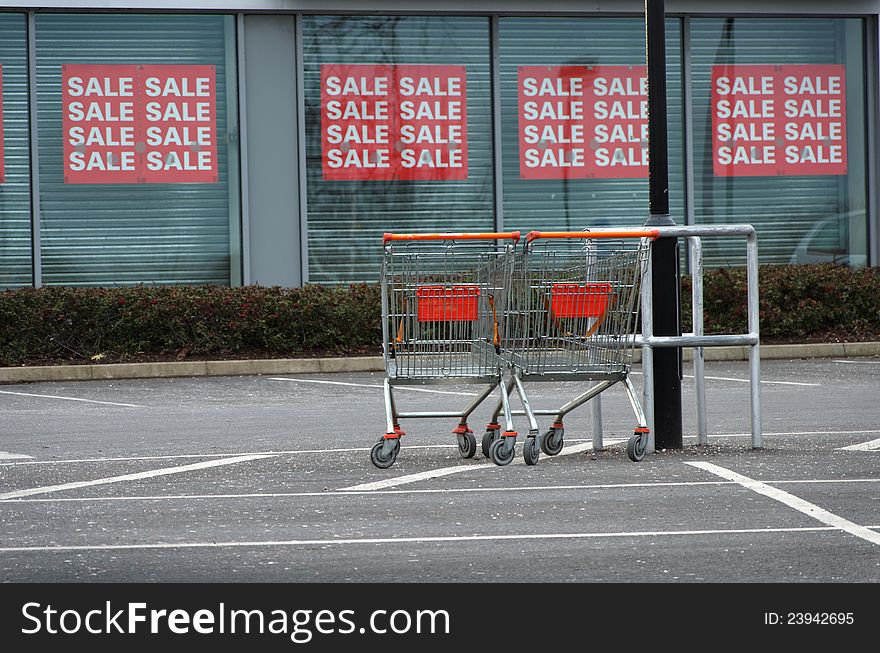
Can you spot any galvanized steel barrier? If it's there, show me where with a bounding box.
[639,224,762,453]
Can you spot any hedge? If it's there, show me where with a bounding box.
[0,284,381,366]
[681,263,880,343]
[1,263,878,366]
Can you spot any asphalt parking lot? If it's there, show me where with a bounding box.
[0,357,878,583]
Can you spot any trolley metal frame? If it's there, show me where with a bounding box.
[481,228,660,467]
[372,231,522,469]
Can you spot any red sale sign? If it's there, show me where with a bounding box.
[321,64,395,181]
[395,64,467,181]
[712,64,846,176]
[584,65,648,178]
[63,64,139,184]
[519,66,587,180]
[62,63,217,184]
[320,64,467,181]
[139,64,217,183]
[518,65,648,180]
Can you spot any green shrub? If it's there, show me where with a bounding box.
[0,264,878,366]
[0,284,381,366]
[681,263,880,342]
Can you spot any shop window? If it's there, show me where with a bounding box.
[35,14,240,286]
[691,17,867,266]
[0,13,31,288]
[302,15,493,284]
[497,17,684,234]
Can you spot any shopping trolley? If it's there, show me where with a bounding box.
[482,228,659,467]
[372,231,522,469]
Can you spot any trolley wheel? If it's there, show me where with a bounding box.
[482,429,499,458]
[457,430,477,459]
[523,437,540,466]
[626,431,648,462]
[370,439,400,469]
[540,428,564,456]
[489,438,515,467]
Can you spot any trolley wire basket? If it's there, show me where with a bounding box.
[508,231,649,377]
[372,232,520,468]
[481,229,659,467]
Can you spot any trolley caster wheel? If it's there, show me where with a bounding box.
[489,438,516,467]
[370,439,400,469]
[523,437,540,466]
[626,431,648,462]
[457,430,477,459]
[540,428,564,456]
[482,429,499,458]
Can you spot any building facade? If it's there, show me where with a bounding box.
[0,1,877,288]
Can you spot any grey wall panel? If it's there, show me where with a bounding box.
[243,13,301,287]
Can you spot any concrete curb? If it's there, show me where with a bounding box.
[1,343,878,385]
[0,356,385,384]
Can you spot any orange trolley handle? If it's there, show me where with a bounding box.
[384,231,521,244]
[525,229,660,243]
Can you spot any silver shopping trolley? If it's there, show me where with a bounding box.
[483,228,659,467]
[372,231,522,469]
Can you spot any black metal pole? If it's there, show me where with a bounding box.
[644,0,683,449]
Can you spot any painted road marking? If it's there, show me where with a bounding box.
[699,375,819,387]
[0,452,33,461]
[832,359,880,364]
[686,461,880,546]
[0,525,868,554]
[700,429,879,438]
[0,443,509,467]
[341,461,497,490]
[0,454,275,501]
[269,377,476,397]
[339,441,622,491]
[628,371,820,387]
[838,437,880,452]
[0,390,143,408]
[2,478,878,504]
[2,429,877,467]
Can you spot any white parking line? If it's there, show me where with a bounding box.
[340,441,621,491]
[269,377,476,397]
[0,451,33,461]
[0,390,143,408]
[832,359,880,364]
[3,477,878,504]
[2,429,876,467]
[686,461,880,546]
[343,461,496,490]
[0,443,495,467]
[838,437,880,452]
[695,429,879,438]
[0,454,276,500]
[699,375,819,387]
[0,525,859,554]
[628,371,820,387]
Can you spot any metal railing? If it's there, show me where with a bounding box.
[587,225,761,453]
[639,224,762,453]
